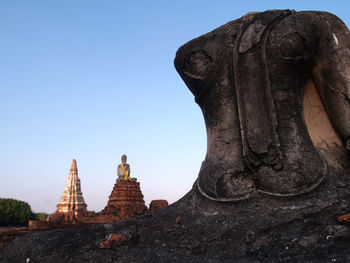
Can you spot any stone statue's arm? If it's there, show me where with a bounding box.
[312,12,350,151]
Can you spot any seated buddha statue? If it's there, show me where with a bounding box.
[117,154,133,182]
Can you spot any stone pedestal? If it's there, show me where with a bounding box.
[103,180,147,220]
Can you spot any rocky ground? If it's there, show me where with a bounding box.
[1,168,350,262]
[0,228,30,253]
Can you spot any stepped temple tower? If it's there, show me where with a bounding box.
[103,155,147,220]
[52,159,88,222]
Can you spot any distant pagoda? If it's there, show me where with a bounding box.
[52,159,88,222]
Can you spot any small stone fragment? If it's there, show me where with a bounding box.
[99,234,128,250]
[338,213,350,224]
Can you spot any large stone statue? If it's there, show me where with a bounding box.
[174,9,350,201]
[2,10,350,262]
[117,154,132,182]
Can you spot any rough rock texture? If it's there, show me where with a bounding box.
[103,180,147,220]
[2,182,350,262]
[0,228,29,253]
[1,10,350,262]
[148,199,169,212]
[52,159,88,222]
[174,10,350,201]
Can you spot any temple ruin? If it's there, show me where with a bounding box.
[52,159,88,222]
[2,9,349,262]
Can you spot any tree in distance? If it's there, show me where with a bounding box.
[0,198,36,227]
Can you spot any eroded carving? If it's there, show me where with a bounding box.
[175,10,350,201]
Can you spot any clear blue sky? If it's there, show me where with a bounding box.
[1,1,349,213]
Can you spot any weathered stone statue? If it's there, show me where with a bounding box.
[2,10,350,262]
[117,154,132,182]
[174,9,350,201]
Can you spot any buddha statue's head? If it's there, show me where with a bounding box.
[121,154,127,165]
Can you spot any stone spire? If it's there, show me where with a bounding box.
[70,159,77,171]
[53,159,87,222]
